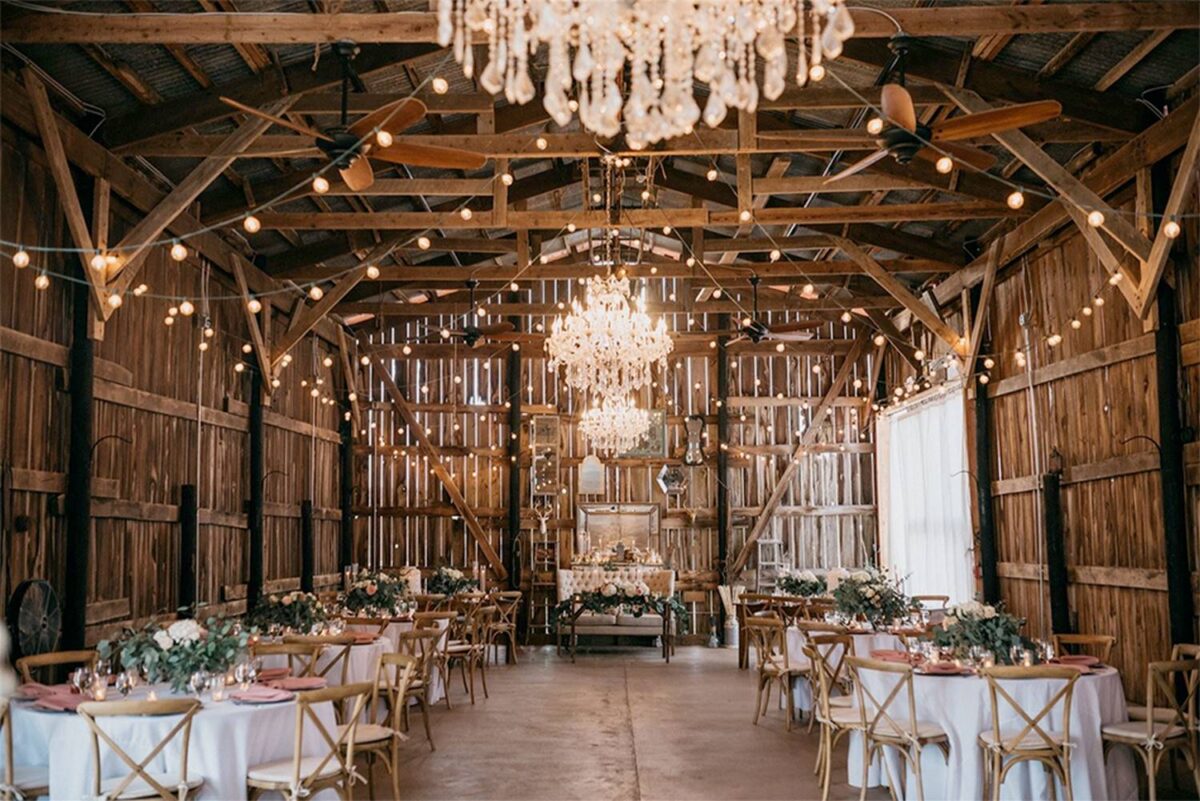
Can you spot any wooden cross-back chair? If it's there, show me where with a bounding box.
[1103,659,1200,801]
[245,682,372,801]
[283,633,357,689]
[15,649,97,684]
[768,595,809,627]
[846,656,951,801]
[412,593,448,613]
[1052,633,1116,664]
[910,594,950,610]
[394,628,443,750]
[736,593,775,670]
[252,641,322,679]
[979,665,1080,801]
[804,598,836,621]
[1129,644,1200,722]
[340,615,390,637]
[351,654,420,801]
[486,590,523,665]
[413,610,455,710]
[78,698,203,801]
[445,604,495,705]
[1,698,50,801]
[803,642,865,801]
[743,614,807,731]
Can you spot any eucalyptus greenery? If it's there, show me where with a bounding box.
[97,615,252,693]
[932,601,1029,664]
[776,569,827,597]
[248,591,327,635]
[829,567,915,628]
[426,566,480,597]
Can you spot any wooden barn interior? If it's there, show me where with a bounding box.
[0,3,1198,801]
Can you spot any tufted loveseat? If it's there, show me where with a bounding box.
[556,567,677,661]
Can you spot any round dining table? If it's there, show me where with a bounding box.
[783,627,904,714]
[7,683,339,800]
[345,617,448,704]
[847,665,1138,801]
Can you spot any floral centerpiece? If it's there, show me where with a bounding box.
[248,590,327,635]
[341,569,410,617]
[776,569,827,597]
[426,566,479,596]
[828,566,916,628]
[554,579,689,632]
[933,601,1028,663]
[97,615,252,692]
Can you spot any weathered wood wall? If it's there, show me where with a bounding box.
[1,121,345,645]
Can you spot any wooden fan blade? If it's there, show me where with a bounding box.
[350,98,428,139]
[917,143,996,172]
[824,150,891,184]
[370,142,488,170]
[338,156,375,192]
[768,331,815,342]
[476,322,516,336]
[769,320,823,333]
[881,84,917,132]
[931,100,1062,143]
[219,96,331,141]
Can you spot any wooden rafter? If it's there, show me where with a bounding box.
[269,266,370,370]
[1063,205,1143,311]
[837,239,968,357]
[231,255,271,382]
[727,337,870,578]
[1095,29,1173,91]
[370,354,508,581]
[966,241,1001,369]
[1137,109,1200,315]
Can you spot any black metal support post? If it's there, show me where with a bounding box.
[1042,471,1072,633]
[63,280,95,650]
[247,366,265,612]
[300,500,314,593]
[974,371,1000,604]
[506,340,522,590]
[716,317,731,642]
[339,408,354,572]
[178,483,198,616]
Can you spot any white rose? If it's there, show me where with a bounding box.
[983,606,997,619]
[799,570,817,583]
[850,571,871,582]
[167,619,201,643]
[601,583,618,597]
[153,630,174,650]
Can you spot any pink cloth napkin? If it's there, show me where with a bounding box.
[268,676,327,691]
[33,693,86,712]
[870,649,909,662]
[352,632,380,644]
[17,682,72,699]
[920,662,964,675]
[1056,654,1100,666]
[1049,659,1092,673]
[231,686,295,703]
[256,667,291,682]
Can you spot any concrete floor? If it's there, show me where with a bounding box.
[377,645,883,801]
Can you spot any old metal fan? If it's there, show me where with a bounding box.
[436,280,516,347]
[731,275,820,345]
[220,41,486,192]
[823,35,1062,183]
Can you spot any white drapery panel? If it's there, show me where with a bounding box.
[876,380,974,604]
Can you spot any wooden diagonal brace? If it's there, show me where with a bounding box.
[1063,205,1143,312]
[270,267,369,371]
[231,253,271,380]
[727,337,870,578]
[966,240,1001,369]
[370,353,508,581]
[1137,108,1200,316]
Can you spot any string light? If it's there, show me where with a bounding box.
[308,286,324,300]
[431,76,449,94]
[360,356,370,366]
[243,214,261,234]
[322,356,334,368]
[873,334,885,346]
[169,241,188,262]
[106,294,122,309]
[739,209,752,222]
[1006,190,1025,210]
[501,172,514,186]
[247,298,262,314]
[417,236,431,250]
[366,265,380,279]
[808,63,826,82]
[1070,318,1082,329]
[90,253,107,271]
[1087,210,1105,227]
[1046,333,1063,347]
[34,273,50,290]
[133,284,149,296]
[866,117,884,135]
[242,343,253,354]
[402,344,412,355]
[375,130,394,148]
[460,208,473,221]
[164,315,175,326]
[198,341,209,352]
[1163,219,1181,239]
[840,311,852,323]
[311,176,330,194]
[935,156,954,174]
[12,249,29,268]
[706,167,719,181]
[535,136,548,150]
[234,363,245,373]
[179,300,195,316]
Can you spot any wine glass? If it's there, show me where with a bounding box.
[188,671,208,697]
[233,661,252,690]
[115,671,134,697]
[70,667,93,695]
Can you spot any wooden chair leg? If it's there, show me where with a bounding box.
[752,675,764,725]
[479,654,490,698]
[420,696,435,752]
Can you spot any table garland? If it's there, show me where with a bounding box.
[247,590,327,635]
[554,580,689,631]
[932,601,1028,663]
[776,569,827,597]
[97,615,252,693]
[341,569,411,617]
[827,566,916,628]
[425,566,480,596]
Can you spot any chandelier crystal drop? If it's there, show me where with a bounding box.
[546,273,673,399]
[436,0,854,147]
[578,395,653,456]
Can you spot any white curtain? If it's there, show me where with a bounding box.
[877,380,974,604]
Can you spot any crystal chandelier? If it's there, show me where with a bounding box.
[436,0,855,147]
[578,395,653,455]
[546,272,672,398]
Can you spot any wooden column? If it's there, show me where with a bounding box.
[247,366,265,612]
[1042,470,1072,634]
[300,500,315,593]
[715,316,731,639]
[974,384,1000,604]
[338,407,355,572]
[63,280,94,650]
[506,313,522,588]
[178,484,198,616]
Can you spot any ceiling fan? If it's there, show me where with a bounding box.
[823,35,1062,184]
[434,280,516,347]
[731,276,821,345]
[220,41,486,192]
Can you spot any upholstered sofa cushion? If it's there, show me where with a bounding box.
[576,612,618,626]
[616,613,663,628]
[557,568,675,602]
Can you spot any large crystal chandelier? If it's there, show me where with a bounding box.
[578,395,653,456]
[436,0,855,147]
[546,272,672,398]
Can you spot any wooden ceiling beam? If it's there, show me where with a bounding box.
[1038,31,1097,78]
[269,264,372,370]
[336,297,900,317]
[1136,110,1200,315]
[1094,29,1173,91]
[5,4,1190,44]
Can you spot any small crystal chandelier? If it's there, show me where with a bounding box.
[578,395,653,455]
[436,0,855,148]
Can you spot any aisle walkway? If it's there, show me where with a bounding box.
[383,646,881,801]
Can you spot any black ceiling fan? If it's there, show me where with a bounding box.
[436,280,516,347]
[731,275,821,344]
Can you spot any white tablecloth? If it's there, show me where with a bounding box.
[260,638,388,687]
[7,684,338,800]
[346,619,447,704]
[847,666,1138,801]
[783,628,903,713]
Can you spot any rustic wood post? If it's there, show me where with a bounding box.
[63,279,95,650]
[300,500,314,593]
[973,361,1000,605]
[715,315,731,641]
[178,483,198,616]
[338,406,354,572]
[247,365,265,612]
[1042,470,1072,633]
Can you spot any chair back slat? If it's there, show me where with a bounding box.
[374,653,420,732]
[1051,633,1116,663]
[15,649,97,684]
[283,633,357,686]
[285,682,372,795]
[980,665,1079,753]
[78,698,200,801]
[252,641,322,678]
[846,657,920,743]
[1142,659,1200,741]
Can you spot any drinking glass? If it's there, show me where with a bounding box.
[71,667,93,695]
[115,671,134,697]
[208,673,226,702]
[233,662,252,690]
[188,671,208,697]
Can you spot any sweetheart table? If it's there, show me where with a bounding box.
[847,666,1138,800]
[7,684,338,800]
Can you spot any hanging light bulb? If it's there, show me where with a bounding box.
[271,378,281,388]
[247,298,262,314]
[840,311,852,323]
[1082,306,1093,317]
[567,223,577,233]
[431,76,449,94]
[164,315,175,326]
[310,387,320,398]
[1070,318,1082,329]
[852,378,863,389]
[106,293,123,309]
[440,328,451,339]
[1087,210,1105,227]
[243,214,261,233]
[460,207,473,221]
[866,117,884,135]
[309,286,324,300]
[739,209,752,222]
[242,343,253,354]
[402,344,412,356]
[1093,296,1105,307]
[34,273,50,290]
[510,281,519,291]
[1162,218,1181,239]
[1046,333,1063,347]
[375,129,394,148]
[914,349,925,361]
[90,252,107,271]
[179,300,195,316]
[203,326,215,339]
[685,256,696,267]
[935,156,954,174]
[167,241,187,262]
[978,374,990,385]
[983,357,995,369]
[133,284,149,296]
[808,64,826,82]
[234,362,245,373]
[198,341,209,352]
[706,166,719,181]
[873,334,886,346]
[417,236,431,250]
[360,355,370,366]
[535,136,548,150]
[311,175,330,194]
[366,264,380,279]
[12,249,30,269]
[322,356,334,368]
[1108,272,1123,285]
[1006,190,1025,210]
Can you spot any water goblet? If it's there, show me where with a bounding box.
[90,674,109,701]
[71,667,92,695]
[188,671,208,698]
[233,662,252,690]
[115,671,134,698]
